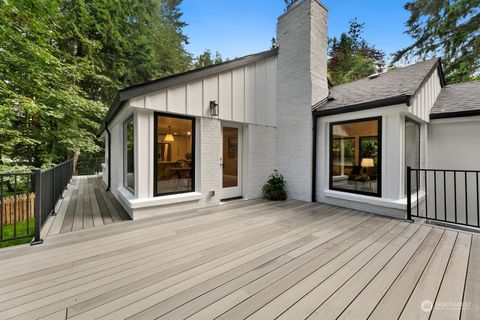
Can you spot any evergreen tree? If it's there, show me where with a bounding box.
[193,49,223,68]
[328,19,385,85]
[393,0,480,83]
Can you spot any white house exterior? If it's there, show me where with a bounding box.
[99,0,480,222]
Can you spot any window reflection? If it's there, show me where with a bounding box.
[155,114,194,195]
[330,118,381,196]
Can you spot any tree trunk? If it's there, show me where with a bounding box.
[72,151,80,176]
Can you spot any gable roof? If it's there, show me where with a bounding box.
[430,81,480,119]
[98,48,278,135]
[313,58,445,116]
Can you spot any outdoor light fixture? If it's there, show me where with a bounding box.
[209,100,219,117]
[164,125,175,142]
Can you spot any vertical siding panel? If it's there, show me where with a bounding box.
[265,57,276,126]
[255,60,267,125]
[245,64,256,123]
[145,91,167,111]
[167,86,186,114]
[218,71,232,120]
[203,75,219,117]
[232,68,245,122]
[187,80,203,116]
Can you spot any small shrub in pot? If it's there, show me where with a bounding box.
[262,169,287,200]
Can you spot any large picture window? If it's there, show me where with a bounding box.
[330,117,382,197]
[154,113,195,196]
[124,116,135,192]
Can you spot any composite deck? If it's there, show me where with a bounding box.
[42,176,130,237]
[0,199,478,319]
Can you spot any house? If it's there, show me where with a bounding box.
[98,0,480,221]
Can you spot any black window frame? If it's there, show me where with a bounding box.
[329,116,382,197]
[123,115,135,194]
[153,112,196,197]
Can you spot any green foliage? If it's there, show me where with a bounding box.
[393,0,480,84]
[284,0,299,11]
[0,219,35,248]
[0,0,193,169]
[328,19,385,85]
[262,170,287,201]
[193,49,223,69]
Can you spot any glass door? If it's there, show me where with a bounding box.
[221,124,242,199]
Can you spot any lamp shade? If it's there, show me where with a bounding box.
[164,133,174,142]
[164,125,174,142]
[361,158,375,167]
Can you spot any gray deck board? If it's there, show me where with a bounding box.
[0,198,476,320]
[54,176,128,235]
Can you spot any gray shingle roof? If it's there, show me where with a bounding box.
[313,58,442,115]
[430,81,480,119]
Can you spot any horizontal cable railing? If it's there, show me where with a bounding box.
[0,159,73,246]
[407,167,480,228]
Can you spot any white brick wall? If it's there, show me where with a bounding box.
[276,0,328,201]
[246,125,277,199]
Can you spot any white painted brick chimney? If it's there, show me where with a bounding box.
[276,0,329,201]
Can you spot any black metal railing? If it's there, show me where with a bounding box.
[407,167,480,228]
[0,159,73,246]
[75,157,104,176]
[32,159,73,244]
[0,172,35,244]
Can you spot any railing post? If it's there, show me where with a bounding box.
[31,169,43,245]
[406,166,413,222]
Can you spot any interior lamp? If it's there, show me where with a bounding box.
[164,125,175,142]
[361,158,374,168]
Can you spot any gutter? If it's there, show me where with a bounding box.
[106,124,112,191]
[312,94,411,117]
[312,116,317,202]
[430,109,480,120]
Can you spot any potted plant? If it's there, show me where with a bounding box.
[262,169,287,200]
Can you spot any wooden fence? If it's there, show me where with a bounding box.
[1,193,35,225]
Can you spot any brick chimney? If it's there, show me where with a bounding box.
[275,0,329,201]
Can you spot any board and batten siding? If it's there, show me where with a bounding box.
[409,68,442,122]
[128,56,277,127]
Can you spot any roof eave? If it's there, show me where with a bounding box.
[312,95,411,117]
[430,109,480,120]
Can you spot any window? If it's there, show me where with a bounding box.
[124,116,135,192]
[330,117,381,197]
[405,118,420,194]
[154,113,195,196]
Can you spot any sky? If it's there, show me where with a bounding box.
[180,0,413,62]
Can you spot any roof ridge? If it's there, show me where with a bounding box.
[330,57,440,88]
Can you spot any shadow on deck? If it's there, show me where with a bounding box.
[42,176,130,237]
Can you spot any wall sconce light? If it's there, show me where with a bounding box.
[209,100,219,117]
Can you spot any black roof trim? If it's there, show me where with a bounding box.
[430,109,480,120]
[97,48,278,135]
[312,94,411,117]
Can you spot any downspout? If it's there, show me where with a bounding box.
[106,123,112,191]
[312,115,317,202]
